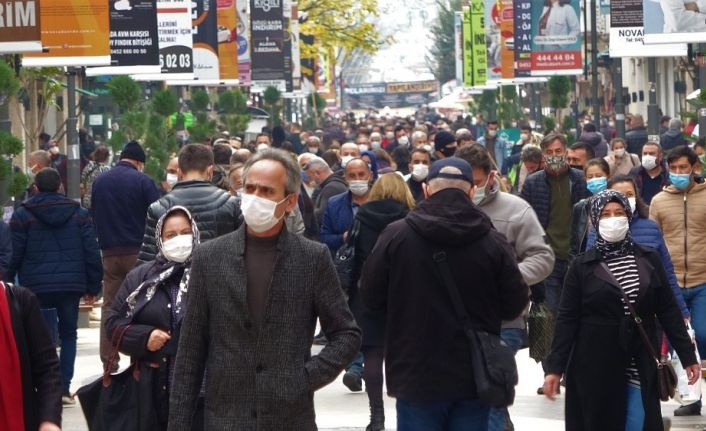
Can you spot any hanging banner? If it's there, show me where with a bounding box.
[485,0,502,82]
[282,0,293,92]
[610,0,686,57]
[290,3,301,91]
[344,80,439,110]
[300,33,315,94]
[316,48,335,100]
[643,0,706,44]
[454,12,463,85]
[217,0,239,81]
[528,0,582,75]
[192,0,219,80]
[499,0,514,79]
[462,2,487,87]
[513,0,532,78]
[236,0,251,85]
[88,0,160,75]
[24,0,110,66]
[250,0,285,89]
[0,0,42,53]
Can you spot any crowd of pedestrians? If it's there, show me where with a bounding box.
[1,109,705,431]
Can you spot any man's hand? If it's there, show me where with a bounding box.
[543,373,561,401]
[39,421,61,431]
[147,329,171,352]
[343,231,349,242]
[685,363,701,385]
[83,294,97,306]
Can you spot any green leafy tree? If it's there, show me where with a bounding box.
[548,76,571,122]
[303,92,325,129]
[0,61,28,202]
[426,0,461,84]
[497,86,524,129]
[263,86,282,127]
[187,90,217,143]
[218,89,250,135]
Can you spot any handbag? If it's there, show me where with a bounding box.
[432,249,518,408]
[334,218,361,295]
[527,301,555,363]
[76,325,159,431]
[600,262,677,402]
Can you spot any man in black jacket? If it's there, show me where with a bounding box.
[361,157,528,429]
[137,144,241,263]
[304,156,349,223]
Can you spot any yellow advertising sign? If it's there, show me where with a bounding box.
[24,0,109,66]
[217,0,239,81]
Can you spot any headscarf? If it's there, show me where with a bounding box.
[361,150,379,180]
[124,206,200,322]
[589,189,635,259]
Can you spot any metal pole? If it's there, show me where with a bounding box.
[590,0,600,128]
[614,57,625,139]
[699,45,706,139]
[647,58,659,138]
[66,69,80,201]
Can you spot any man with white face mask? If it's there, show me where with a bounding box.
[339,142,361,170]
[407,148,431,203]
[628,141,669,205]
[168,149,361,430]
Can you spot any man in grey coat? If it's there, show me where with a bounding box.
[168,149,361,431]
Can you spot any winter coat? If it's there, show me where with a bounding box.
[649,181,706,288]
[5,284,62,431]
[628,164,670,205]
[604,152,641,177]
[91,161,161,255]
[360,188,529,401]
[578,131,609,158]
[8,193,103,295]
[0,221,10,281]
[625,126,648,156]
[570,197,591,259]
[313,174,348,224]
[478,135,511,172]
[351,199,409,347]
[167,226,361,431]
[80,161,111,209]
[407,177,425,203]
[137,181,241,264]
[320,191,354,255]
[520,168,590,230]
[586,215,689,318]
[544,246,696,431]
[660,128,688,151]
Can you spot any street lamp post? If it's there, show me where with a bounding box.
[66,69,80,201]
[647,58,659,138]
[590,0,600,128]
[613,57,625,139]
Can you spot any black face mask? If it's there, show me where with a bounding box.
[440,146,456,158]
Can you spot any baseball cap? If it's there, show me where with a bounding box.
[427,157,474,184]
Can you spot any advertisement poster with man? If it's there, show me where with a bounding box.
[643,0,706,44]
[528,0,582,75]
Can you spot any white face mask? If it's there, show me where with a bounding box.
[166,173,178,187]
[358,144,369,153]
[241,193,289,233]
[411,164,429,181]
[161,234,193,263]
[598,216,629,243]
[371,140,382,150]
[307,147,318,154]
[487,130,497,137]
[349,180,369,196]
[341,155,354,168]
[614,148,626,158]
[257,143,269,152]
[422,144,433,153]
[628,197,636,215]
[385,132,394,140]
[399,136,409,146]
[472,177,490,205]
[642,155,657,170]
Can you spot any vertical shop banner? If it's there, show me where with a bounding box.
[462,0,487,87]
[499,0,514,79]
[610,0,686,57]
[24,0,110,66]
[300,33,315,94]
[513,0,532,78]
[192,0,219,80]
[217,0,239,81]
[316,48,335,100]
[528,0,582,75]
[485,0,501,82]
[0,0,42,53]
[236,0,251,84]
[250,0,285,88]
[454,12,463,85]
[643,0,706,44]
[282,0,293,92]
[290,3,301,91]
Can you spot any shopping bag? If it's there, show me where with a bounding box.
[527,302,555,363]
[672,326,702,406]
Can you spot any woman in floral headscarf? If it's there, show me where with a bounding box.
[542,190,699,431]
[104,206,202,431]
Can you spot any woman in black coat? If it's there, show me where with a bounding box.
[1,283,62,431]
[104,206,203,431]
[350,173,415,431]
[543,190,699,431]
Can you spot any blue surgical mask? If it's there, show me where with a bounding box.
[586,177,607,194]
[670,172,692,191]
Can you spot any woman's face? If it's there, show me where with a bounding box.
[162,214,191,242]
[600,202,626,220]
[612,141,625,152]
[610,181,636,198]
[585,165,608,180]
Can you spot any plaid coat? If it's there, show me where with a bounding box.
[168,225,361,431]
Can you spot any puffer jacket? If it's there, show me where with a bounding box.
[137,180,241,264]
[625,127,648,155]
[578,131,609,158]
[586,215,689,318]
[521,168,590,230]
[7,193,103,295]
[649,181,706,288]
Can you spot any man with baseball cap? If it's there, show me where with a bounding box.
[361,157,529,429]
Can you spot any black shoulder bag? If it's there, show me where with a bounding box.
[600,262,677,401]
[334,218,361,296]
[432,249,518,408]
